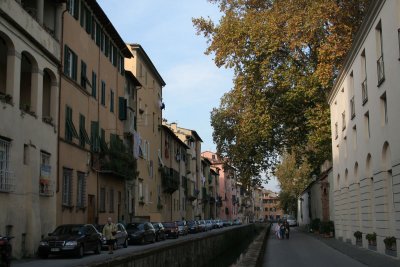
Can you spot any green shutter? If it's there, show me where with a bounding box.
[81,61,87,89]
[119,97,127,121]
[80,1,84,27]
[91,121,99,152]
[85,9,92,34]
[64,45,70,76]
[91,71,97,98]
[72,53,77,81]
[110,90,114,112]
[73,0,79,20]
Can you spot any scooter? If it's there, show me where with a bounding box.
[0,235,13,267]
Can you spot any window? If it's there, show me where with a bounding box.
[39,152,51,196]
[365,112,370,139]
[118,55,124,74]
[79,114,90,147]
[376,21,384,85]
[350,96,355,119]
[95,22,101,46]
[91,71,97,98]
[361,50,367,104]
[67,0,79,20]
[101,81,106,106]
[110,90,114,112]
[80,3,92,34]
[352,125,357,151]
[62,168,73,206]
[76,171,86,208]
[138,181,143,198]
[90,121,99,152]
[0,137,12,192]
[334,122,338,139]
[65,106,78,142]
[118,97,127,120]
[64,45,77,81]
[109,188,114,212]
[99,187,106,212]
[381,92,388,125]
[342,111,346,131]
[23,144,29,165]
[80,60,87,89]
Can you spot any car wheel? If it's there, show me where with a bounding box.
[38,252,48,259]
[95,242,101,254]
[76,244,84,258]
[123,239,128,248]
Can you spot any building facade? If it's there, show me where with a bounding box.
[0,0,62,258]
[125,44,165,222]
[328,0,399,257]
[261,190,284,221]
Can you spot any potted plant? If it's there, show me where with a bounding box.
[354,231,362,246]
[384,236,397,257]
[366,232,377,248]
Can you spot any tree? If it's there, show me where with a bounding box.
[193,0,370,186]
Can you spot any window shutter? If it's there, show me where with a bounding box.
[64,45,70,76]
[91,71,97,98]
[73,0,79,20]
[118,97,127,121]
[72,53,77,81]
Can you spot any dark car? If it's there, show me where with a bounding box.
[162,222,179,239]
[196,220,206,232]
[152,222,166,241]
[96,223,128,250]
[38,224,102,258]
[175,220,188,236]
[187,220,199,234]
[126,222,156,244]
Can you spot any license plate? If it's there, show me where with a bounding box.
[51,248,60,252]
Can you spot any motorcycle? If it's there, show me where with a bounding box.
[0,236,13,267]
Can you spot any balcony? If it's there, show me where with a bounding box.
[39,178,54,196]
[377,55,385,86]
[161,167,179,194]
[0,170,15,192]
[361,78,368,105]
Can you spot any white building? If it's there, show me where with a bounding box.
[328,0,400,257]
[0,0,62,258]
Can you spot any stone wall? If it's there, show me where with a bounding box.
[83,224,260,267]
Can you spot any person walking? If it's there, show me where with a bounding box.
[103,217,117,254]
[279,221,285,239]
[275,222,281,239]
[284,220,290,239]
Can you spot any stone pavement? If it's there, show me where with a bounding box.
[304,231,399,267]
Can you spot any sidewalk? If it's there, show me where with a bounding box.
[302,230,399,267]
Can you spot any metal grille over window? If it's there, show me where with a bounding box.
[0,138,15,192]
[76,172,86,208]
[39,152,53,196]
[361,78,368,104]
[62,168,73,206]
[350,96,355,119]
[377,55,385,85]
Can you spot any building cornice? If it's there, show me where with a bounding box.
[327,0,385,104]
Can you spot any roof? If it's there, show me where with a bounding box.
[162,125,190,149]
[128,43,166,87]
[125,70,142,87]
[86,0,132,58]
[191,130,203,142]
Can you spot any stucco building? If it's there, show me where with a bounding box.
[261,190,284,221]
[0,0,62,258]
[125,44,165,222]
[328,0,400,257]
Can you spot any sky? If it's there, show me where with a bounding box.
[97,0,280,192]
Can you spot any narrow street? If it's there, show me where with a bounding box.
[263,225,365,267]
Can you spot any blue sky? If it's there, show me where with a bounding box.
[97,0,280,192]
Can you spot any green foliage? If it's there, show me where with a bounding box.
[194,0,371,185]
[366,232,377,242]
[320,221,334,234]
[278,190,297,214]
[383,236,396,248]
[310,218,321,232]
[354,231,362,239]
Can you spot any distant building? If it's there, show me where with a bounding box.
[0,0,62,258]
[328,0,400,257]
[261,190,284,221]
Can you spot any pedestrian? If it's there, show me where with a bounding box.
[102,217,117,254]
[284,220,290,239]
[280,221,285,239]
[275,221,281,239]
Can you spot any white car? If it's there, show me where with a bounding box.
[286,215,297,227]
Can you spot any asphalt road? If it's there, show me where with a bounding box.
[13,225,239,267]
[263,224,366,267]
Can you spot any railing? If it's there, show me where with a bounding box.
[377,55,385,85]
[0,170,15,192]
[361,78,368,104]
[39,179,54,197]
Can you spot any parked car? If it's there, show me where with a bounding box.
[152,222,166,241]
[215,219,224,228]
[126,222,156,244]
[197,220,207,232]
[205,220,213,231]
[162,222,179,239]
[233,219,242,225]
[285,215,298,227]
[38,224,102,258]
[96,223,128,250]
[222,220,232,227]
[176,220,188,236]
[187,220,199,234]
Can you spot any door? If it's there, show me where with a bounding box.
[87,195,95,224]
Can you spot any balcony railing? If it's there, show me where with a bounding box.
[39,178,54,197]
[161,167,179,194]
[377,55,385,86]
[0,170,15,192]
[361,78,368,105]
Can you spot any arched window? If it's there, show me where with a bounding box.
[42,68,57,123]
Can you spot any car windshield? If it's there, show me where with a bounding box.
[287,216,295,220]
[176,221,184,226]
[162,222,174,227]
[52,225,84,236]
[187,221,196,226]
[126,223,144,231]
